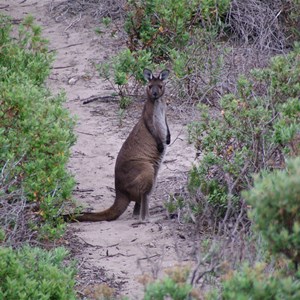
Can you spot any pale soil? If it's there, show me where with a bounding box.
[5,1,200,298]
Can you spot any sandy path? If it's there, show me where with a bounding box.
[5,1,197,298]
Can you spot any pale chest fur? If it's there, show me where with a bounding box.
[153,100,167,144]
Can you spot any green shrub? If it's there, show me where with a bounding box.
[188,44,300,215]
[0,15,75,237]
[125,0,230,60]
[100,0,230,99]
[169,28,225,105]
[281,0,300,45]
[99,48,154,99]
[209,263,300,300]
[0,14,52,84]
[143,265,201,300]
[144,277,193,300]
[206,158,300,299]
[244,157,300,268]
[0,246,77,299]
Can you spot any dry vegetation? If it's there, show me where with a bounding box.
[1,0,299,299]
[0,166,38,246]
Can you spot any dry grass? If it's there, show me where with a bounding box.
[227,0,287,51]
[49,0,126,21]
[0,161,39,247]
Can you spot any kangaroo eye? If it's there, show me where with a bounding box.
[149,85,153,89]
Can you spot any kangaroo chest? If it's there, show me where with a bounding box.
[153,101,167,142]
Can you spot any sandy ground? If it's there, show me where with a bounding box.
[4,1,199,298]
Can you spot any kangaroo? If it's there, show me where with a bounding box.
[68,69,170,222]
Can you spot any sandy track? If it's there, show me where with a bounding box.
[5,1,197,298]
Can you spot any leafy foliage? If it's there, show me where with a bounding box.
[143,265,200,300]
[244,157,300,267]
[0,15,52,84]
[188,44,300,215]
[98,48,154,99]
[0,246,77,299]
[208,157,300,299]
[211,263,300,300]
[125,0,230,60]
[144,277,193,300]
[99,0,230,100]
[0,15,75,237]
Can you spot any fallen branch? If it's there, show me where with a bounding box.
[48,42,84,53]
[82,93,142,104]
[137,254,161,261]
[64,12,81,32]
[75,130,95,136]
[51,65,74,69]
[74,188,94,193]
[99,252,135,259]
[78,236,102,248]
[82,95,119,104]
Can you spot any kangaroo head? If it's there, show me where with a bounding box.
[144,69,169,101]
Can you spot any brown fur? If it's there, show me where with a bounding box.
[66,69,170,222]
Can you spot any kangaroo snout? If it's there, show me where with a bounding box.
[151,84,163,99]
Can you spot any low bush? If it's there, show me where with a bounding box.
[0,246,77,299]
[125,0,230,60]
[98,48,154,99]
[210,263,300,300]
[0,14,75,238]
[99,0,230,101]
[144,278,194,300]
[244,157,300,269]
[206,157,300,299]
[143,265,201,300]
[188,43,300,217]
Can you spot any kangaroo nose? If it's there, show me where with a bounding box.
[153,91,158,98]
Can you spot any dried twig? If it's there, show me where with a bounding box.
[64,12,82,31]
[48,42,84,53]
[227,0,286,51]
[51,65,74,70]
[82,95,119,105]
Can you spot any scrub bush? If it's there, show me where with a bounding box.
[0,15,75,238]
[188,44,300,216]
[244,157,300,269]
[211,263,300,300]
[0,246,77,300]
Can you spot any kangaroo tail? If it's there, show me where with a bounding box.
[63,195,130,222]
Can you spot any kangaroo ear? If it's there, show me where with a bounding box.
[159,69,170,81]
[143,68,153,81]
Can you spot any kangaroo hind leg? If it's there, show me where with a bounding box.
[133,165,154,221]
[133,202,140,218]
[140,193,150,221]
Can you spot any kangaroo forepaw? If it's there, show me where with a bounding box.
[166,135,171,145]
[157,143,164,153]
